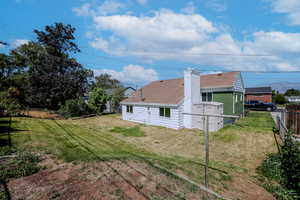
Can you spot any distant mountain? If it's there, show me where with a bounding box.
[263,82,300,93]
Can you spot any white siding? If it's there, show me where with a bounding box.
[122,105,181,129]
[234,73,244,92]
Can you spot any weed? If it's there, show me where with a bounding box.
[110,126,145,137]
[256,153,294,200]
[212,132,239,143]
[49,190,61,200]
[0,147,41,181]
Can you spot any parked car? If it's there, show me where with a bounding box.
[244,100,277,111]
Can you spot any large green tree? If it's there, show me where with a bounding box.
[93,73,123,90]
[11,23,93,109]
[284,88,300,96]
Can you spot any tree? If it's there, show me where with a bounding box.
[284,88,300,97]
[0,87,22,116]
[274,93,287,105]
[59,98,91,118]
[88,88,109,113]
[93,73,125,112]
[94,73,122,90]
[11,23,93,109]
[0,53,27,106]
[280,132,300,193]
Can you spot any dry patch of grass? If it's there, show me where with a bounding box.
[3,112,277,199]
[77,112,276,172]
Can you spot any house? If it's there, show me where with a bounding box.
[245,87,272,103]
[285,96,300,103]
[120,69,244,131]
[123,87,136,97]
[105,87,136,113]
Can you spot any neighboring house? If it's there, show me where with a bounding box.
[245,87,272,103]
[105,87,137,113]
[123,87,136,97]
[285,96,300,103]
[121,69,244,130]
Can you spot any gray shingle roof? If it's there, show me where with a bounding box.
[245,87,272,94]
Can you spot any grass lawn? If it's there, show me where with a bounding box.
[0,111,277,199]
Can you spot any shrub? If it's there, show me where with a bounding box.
[280,133,300,193]
[88,88,109,114]
[59,98,92,118]
[257,153,293,200]
[274,94,287,105]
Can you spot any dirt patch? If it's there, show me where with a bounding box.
[71,114,137,128]
[7,157,274,200]
[8,158,212,200]
[219,174,274,200]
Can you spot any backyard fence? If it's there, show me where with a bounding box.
[183,112,240,193]
[276,115,289,141]
[285,105,300,135]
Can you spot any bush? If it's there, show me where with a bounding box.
[59,98,92,118]
[274,94,287,105]
[281,133,300,193]
[88,88,109,114]
[257,153,293,200]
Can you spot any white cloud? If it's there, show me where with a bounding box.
[82,8,300,71]
[205,0,227,12]
[12,39,29,48]
[72,3,93,16]
[181,1,196,14]
[73,0,125,17]
[136,0,147,6]
[93,65,158,85]
[269,0,300,25]
[97,0,125,15]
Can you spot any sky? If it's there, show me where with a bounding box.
[1,0,300,88]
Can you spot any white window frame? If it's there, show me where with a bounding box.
[159,107,171,118]
[126,105,133,113]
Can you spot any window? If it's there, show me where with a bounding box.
[126,105,133,113]
[159,107,171,118]
[202,92,213,102]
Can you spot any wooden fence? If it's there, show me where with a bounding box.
[286,105,300,135]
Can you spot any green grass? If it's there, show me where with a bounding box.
[220,111,275,133]
[110,126,145,137]
[0,112,277,198]
[0,117,235,187]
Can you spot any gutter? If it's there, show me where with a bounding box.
[120,102,180,108]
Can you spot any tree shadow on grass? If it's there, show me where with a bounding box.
[0,127,27,134]
[0,120,18,125]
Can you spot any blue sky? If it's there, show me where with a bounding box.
[1,0,300,87]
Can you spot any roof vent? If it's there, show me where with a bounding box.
[160,80,164,82]
[217,73,222,76]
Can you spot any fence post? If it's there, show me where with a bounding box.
[8,116,12,147]
[204,115,209,188]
